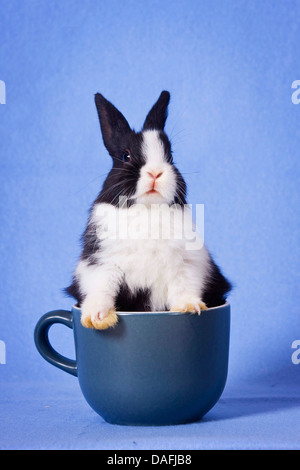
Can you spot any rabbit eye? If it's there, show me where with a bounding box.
[122,151,131,162]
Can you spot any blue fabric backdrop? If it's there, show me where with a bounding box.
[0,0,299,449]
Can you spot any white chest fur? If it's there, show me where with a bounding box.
[84,202,210,310]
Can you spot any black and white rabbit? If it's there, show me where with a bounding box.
[66,91,231,329]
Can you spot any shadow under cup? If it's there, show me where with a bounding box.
[34,304,230,426]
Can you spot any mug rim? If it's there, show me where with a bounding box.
[72,302,229,316]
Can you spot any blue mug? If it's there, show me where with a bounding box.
[34,304,230,426]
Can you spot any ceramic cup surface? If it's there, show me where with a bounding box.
[34,304,230,426]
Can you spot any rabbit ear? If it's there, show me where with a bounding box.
[142,91,170,131]
[95,93,132,156]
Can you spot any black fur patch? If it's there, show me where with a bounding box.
[115,284,152,312]
[203,257,232,308]
[172,166,187,206]
[64,276,83,304]
[80,222,101,265]
[94,132,145,207]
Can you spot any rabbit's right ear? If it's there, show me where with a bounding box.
[143,91,170,131]
[95,93,131,157]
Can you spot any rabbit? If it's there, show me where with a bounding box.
[65,91,231,329]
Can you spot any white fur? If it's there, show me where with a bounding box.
[133,130,177,205]
[77,202,210,319]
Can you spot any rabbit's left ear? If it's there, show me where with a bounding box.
[143,91,170,131]
[95,93,132,157]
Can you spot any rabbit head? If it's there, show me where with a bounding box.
[94,91,186,206]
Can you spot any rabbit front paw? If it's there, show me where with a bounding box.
[170,297,208,315]
[81,298,118,329]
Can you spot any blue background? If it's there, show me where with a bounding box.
[0,0,299,449]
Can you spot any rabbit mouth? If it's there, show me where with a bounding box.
[146,189,160,195]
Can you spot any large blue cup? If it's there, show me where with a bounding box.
[34,304,230,426]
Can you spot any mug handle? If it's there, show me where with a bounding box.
[34,310,78,377]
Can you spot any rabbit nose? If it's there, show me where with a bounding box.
[147,171,163,180]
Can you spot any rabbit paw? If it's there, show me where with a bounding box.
[81,298,118,329]
[90,309,118,330]
[170,297,208,315]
